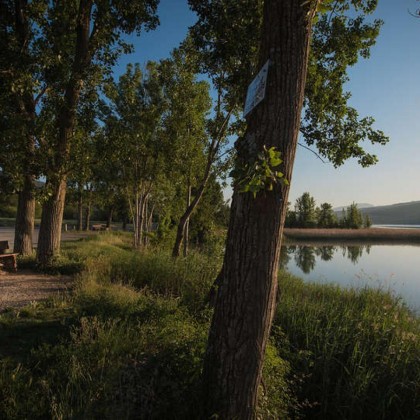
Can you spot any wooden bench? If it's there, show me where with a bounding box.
[0,241,19,272]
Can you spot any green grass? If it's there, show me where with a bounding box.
[275,273,420,419]
[1,233,419,419]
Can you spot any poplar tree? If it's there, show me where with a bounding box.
[32,1,159,266]
[0,0,47,255]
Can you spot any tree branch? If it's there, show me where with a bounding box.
[298,142,326,163]
[34,85,48,106]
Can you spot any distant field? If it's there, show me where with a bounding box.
[283,228,420,244]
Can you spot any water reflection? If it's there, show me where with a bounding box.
[280,243,420,311]
[281,244,372,273]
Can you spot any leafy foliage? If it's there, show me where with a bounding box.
[340,202,364,228]
[188,0,388,168]
[295,192,318,228]
[231,145,288,197]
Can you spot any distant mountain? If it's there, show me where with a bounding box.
[334,203,374,211]
[335,201,420,225]
[360,201,420,225]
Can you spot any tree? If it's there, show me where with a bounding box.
[157,44,212,257]
[168,43,237,257]
[202,1,319,417]
[317,202,337,228]
[102,62,166,249]
[363,214,372,228]
[35,1,159,266]
[198,0,386,417]
[0,0,47,255]
[295,192,317,228]
[341,202,364,229]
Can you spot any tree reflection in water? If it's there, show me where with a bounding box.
[294,246,316,274]
[282,244,372,273]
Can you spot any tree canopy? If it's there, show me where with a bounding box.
[188,0,388,167]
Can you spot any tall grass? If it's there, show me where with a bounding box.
[275,272,420,419]
[1,233,419,418]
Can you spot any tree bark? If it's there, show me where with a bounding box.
[13,174,35,255]
[133,189,148,249]
[143,202,154,247]
[36,177,67,266]
[172,180,208,257]
[83,187,92,231]
[183,184,191,257]
[77,185,83,230]
[202,1,317,418]
[106,206,114,229]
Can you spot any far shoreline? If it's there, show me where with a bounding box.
[283,227,420,245]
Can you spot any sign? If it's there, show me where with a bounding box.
[243,60,270,118]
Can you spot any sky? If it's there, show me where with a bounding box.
[115,0,420,208]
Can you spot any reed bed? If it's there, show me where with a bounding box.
[284,227,420,244]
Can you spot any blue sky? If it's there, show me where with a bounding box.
[116,0,419,208]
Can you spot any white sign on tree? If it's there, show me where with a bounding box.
[243,60,270,118]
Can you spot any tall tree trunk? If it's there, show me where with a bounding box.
[142,197,148,246]
[77,185,83,230]
[133,189,148,249]
[14,174,35,255]
[142,200,154,247]
[36,177,67,266]
[12,1,37,255]
[147,204,154,237]
[106,206,114,229]
[183,184,191,257]
[134,191,140,248]
[83,187,92,231]
[172,180,208,257]
[202,1,317,418]
[36,0,93,265]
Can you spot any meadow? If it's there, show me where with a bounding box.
[0,233,418,419]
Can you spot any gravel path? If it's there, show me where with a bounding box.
[0,270,73,312]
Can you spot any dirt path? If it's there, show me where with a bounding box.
[0,270,73,312]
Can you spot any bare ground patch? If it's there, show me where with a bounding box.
[0,269,73,311]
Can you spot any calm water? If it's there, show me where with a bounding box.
[281,244,420,312]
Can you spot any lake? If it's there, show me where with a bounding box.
[280,243,420,312]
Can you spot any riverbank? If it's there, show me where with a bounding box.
[283,227,420,244]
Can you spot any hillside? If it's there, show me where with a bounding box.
[334,203,374,210]
[360,201,420,225]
